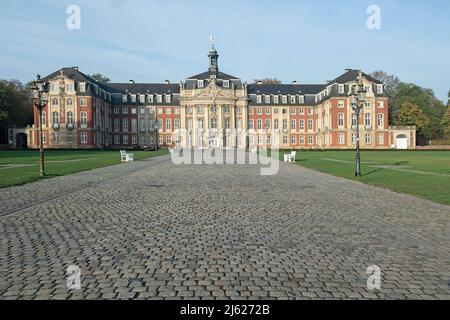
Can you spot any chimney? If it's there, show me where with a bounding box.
[292,80,298,84]
[72,66,79,71]
[129,80,135,84]
[257,81,262,85]
[165,80,170,84]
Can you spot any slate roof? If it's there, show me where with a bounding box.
[108,83,180,94]
[187,71,240,80]
[329,69,383,85]
[247,84,325,95]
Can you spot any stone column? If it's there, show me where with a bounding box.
[192,106,197,148]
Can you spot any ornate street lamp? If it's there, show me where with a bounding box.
[31,74,50,177]
[351,71,367,177]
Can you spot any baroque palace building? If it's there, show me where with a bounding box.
[29,46,416,150]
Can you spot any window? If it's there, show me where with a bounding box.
[378,133,384,145]
[291,135,297,145]
[174,108,180,114]
[166,135,172,144]
[365,133,372,144]
[291,108,296,115]
[257,108,262,115]
[290,96,296,104]
[365,113,371,126]
[300,108,305,115]
[52,98,59,106]
[377,101,385,108]
[53,132,59,143]
[140,119,146,132]
[248,119,254,130]
[282,119,288,130]
[365,101,371,108]
[282,96,287,104]
[283,136,288,144]
[165,119,172,131]
[224,106,230,114]
[67,132,73,143]
[131,95,136,103]
[225,118,231,129]
[300,135,305,144]
[165,95,171,103]
[299,119,305,130]
[274,96,279,104]
[249,135,254,145]
[211,118,217,129]
[274,119,279,130]
[41,111,46,126]
[139,95,145,103]
[80,112,87,127]
[52,112,59,124]
[81,132,88,144]
[122,94,128,103]
[197,118,204,129]
[159,135,163,145]
[299,96,304,104]
[123,119,129,131]
[265,119,271,130]
[265,108,271,115]
[257,119,262,130]
[352,113,357,126]
[338,100,345,108]
[175,119,181,130]
[352,134,357,144]
[114,118,120,131]
[223,80,229,88]
[132,135,138,145]
[123,135,128,145]
[131,108,137,114]
[338,84,345,94]
[113,107,120,114]
[198,80,204,88]
[67,112,73,124]
[140,108,145,115]
[377,85,383,94]
[291,119,296,130]
[256,95,262,104]
[266,135,271,145]
[282,109,287,115]
[265,95,271,104]
[131,118,137,132]
[274,108,278,115]
[122,107,128,114]
[157,95,163,103]
[147,94,154,103]
[338,113,344,127]
[335,133,344,145]
[66,98,73,105]
[79,83,86,92]
[166,108,172,115]
[308,109,313,116]
[157,108,163,115]
[377,113,384,128]
[80,98,87,106]
[308,119,313,131]
[114,135,120,145]
[257,135,263,145]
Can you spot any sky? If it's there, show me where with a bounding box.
[0,0,449,102]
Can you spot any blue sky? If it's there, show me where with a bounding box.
[0,0,449,101]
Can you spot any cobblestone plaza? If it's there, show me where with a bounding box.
[0,155,449,300]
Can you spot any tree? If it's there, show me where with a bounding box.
[394,102,430,140]
[442,107,450,138]
[253,78,282,85]
[390,83,447,140]
[370,70,400,98]
[0,80,34,127]
[89,73,111,84]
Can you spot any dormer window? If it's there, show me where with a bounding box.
[131,95,136,103]
[122,94,128,103]
[290,96,296,104]
[157,95,163,103]
[377,85,383,94]
[299,96,304,104]
[223,80,229,88]
[256,95,262,104]
[282,96,287,104]
[147,94,154,103]
[139,94,145,103]
[274,95,279,104]
[165,95,171,103]
[338,84,345,94]
[79,82,86,93]
[198,80,204,88]
[265,95,271,104]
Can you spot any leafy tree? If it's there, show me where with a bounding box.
[253,78,282,85]
[390,83,446,140]
[370,70,400,98]
[442,107,450,138]
[89,73,111,84]
[0,80,34,127]
[394,102,430,140]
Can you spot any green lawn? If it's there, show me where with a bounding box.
[282,150,450,205]
[0,149,168,188]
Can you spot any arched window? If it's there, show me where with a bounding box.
[67,111,73,124]
[52,111,59,124]
[274,119,279,130]
[41,111,46,126]
[338,113,344,127]
[52,98,59,106]
[66,98,73,105]
[377,113,384,128]
[80,112,87,126]
[282,119,287,130]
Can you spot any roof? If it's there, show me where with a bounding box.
[187,71,240,80]
[247,84,325,95]
[329,69,383,85]
[108,83,180,94]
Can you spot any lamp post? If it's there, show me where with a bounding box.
[31,75,50,177]
[351,71,367,177]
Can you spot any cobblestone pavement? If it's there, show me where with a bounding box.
[0,154,449,300]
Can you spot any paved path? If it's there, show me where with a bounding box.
[0,155,449,300]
